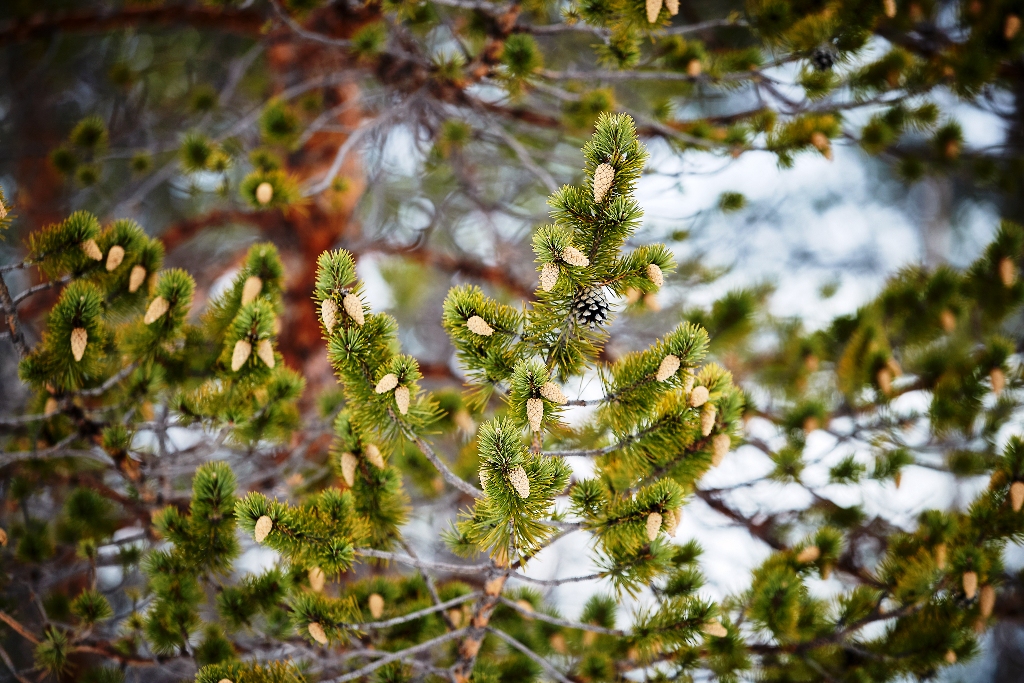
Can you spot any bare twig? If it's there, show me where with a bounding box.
[322,628,469,683]
[487,627,575,683]
[496,597,624,635]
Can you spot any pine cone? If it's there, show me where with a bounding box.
[712,433,730,467]
[962,571,978,599]
[254,515,273,543]
[368,593,385,619]
[593,163,614,202]
[540,262,559,291]
[105,245,125,271]
[231,340,252,371]
[811,132,833,160]
[375,373,399,393]
[812,47,835,71]
[979,585,996,617]
[689,385,709,407]
[340,452,358,486]
[343,293,365,326]
[509,466,531,498]
[467,315,494,336]
[365,444,385,469]
[1007,14,1022,39]
[256,339,275,368]
[540,382,567,404]
[256,181,274,205]
[656,354,680,381]
[665,508,682,536]
[128,265,147,293]
[645,511,662,541]
[395,385,410,415]
[308,567,326,593]
[665,0,679,14]
[934,543,947,569]
[646,0,663,23]
[527,398,544,432]
[991,367,1006,395]
[71,327,88,362]
[884,0,896,17]
[702,620,728,638]
[241,276,263,306]
[572,287,610,328]
[876,367,893,395]
[308,622,328,645]
[81,239,103,261]
[144,296,169,325]
[561,246,590,267]
[647,263,664,287]
[701,404,717,436]
[1000,257,1017,288]
[1009,481,1024,512]
[796,545,820,563]
[322,299,338,333]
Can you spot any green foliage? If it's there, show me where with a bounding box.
[6,108,1024,683]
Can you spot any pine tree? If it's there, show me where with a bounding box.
[3,115,1024,683]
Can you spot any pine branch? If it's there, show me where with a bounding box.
[11,275,71,305]
[486,627,575,683]
[347,592,481,630]
[508,571,604,586]
[73,361,140,398]
[0,272,29,357]
[399,422,483,498]
[0,611,39,645]
[356,548,491,574]
[322,628,469,683]
[0,642,30,683]
[495,597,624,635]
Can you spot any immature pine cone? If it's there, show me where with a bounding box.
[593,163,614,202]
[540,263,559,292]
[645,511,662,541]
[81,239,103,261]
[540,382,567,404]
[106,245,125,271]
[647,263,664,287]
[656,354,680,382]
[689,385,709,407]
[375,373,399,393]
[231,340,252,371]
[467,315,494,336]
[395,385,410,415]
[561,247,590,267]
[646,0,663,23]
[241,276,263,306]
[340,452,358,486]
[509,466,531,498]
[712,433,730,467]
[365,444,385,469]
[256,339,275,368]
[144,296,169,324]
[343,293,365,326]
[322,299,338,333]
[71,328,88,362]
[128,265,147,293]
[369,593,385,619]
[526,398,544,432]
[254,515,273,543]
